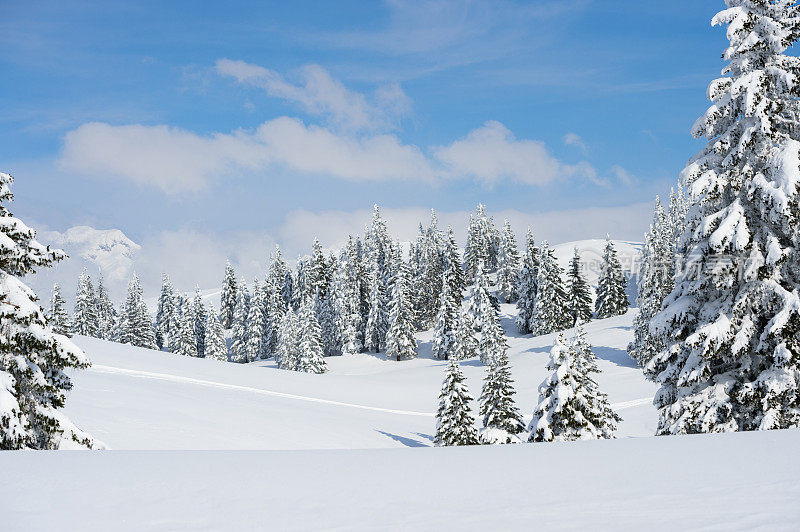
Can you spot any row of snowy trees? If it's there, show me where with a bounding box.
[434,323,621,446]
[515,235,629,336]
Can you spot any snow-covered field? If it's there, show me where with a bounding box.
[62,306,656,449]
[4,307,799,530]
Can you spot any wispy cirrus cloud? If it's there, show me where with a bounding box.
[215,59,410,132]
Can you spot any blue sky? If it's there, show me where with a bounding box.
[1,0,728,279]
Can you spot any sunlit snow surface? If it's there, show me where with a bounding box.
[5,308,799,530]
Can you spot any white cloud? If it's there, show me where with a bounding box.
[60,118,627,194]
[563,132,587,152]
[59,118,436,192]
[610,164,637,185]
[434,121,594,186]
[215,59,409,132]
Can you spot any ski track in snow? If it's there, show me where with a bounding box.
[88,364,435,417]
[88,364,652,416]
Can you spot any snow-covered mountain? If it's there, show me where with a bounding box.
[28,225,141,302]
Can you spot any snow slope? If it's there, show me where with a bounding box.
[7,306,800,530]
[62,307,656,449]
[3,430,798,531]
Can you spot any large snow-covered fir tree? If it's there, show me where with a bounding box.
[530,242,571,335]
[0,172,100,449]
[244,280,266,362]
[434,359,479,446]
[364,265,389,353]
[497,220,521,303]
[203,303,228,362]
[529,330,620,442]
[566,248,593,327]
[191,287,207,357]
[478,349,525,444]
[220,261,238,329]
[594,238,629,319]
[647,1,800,433]
[120,273,157,349]
[73,268,99,337]
[453,307,479,361]
[48,283,72,336]
[515,228,539,334]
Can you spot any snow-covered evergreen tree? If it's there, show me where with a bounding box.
[647,2,800,433]
[244,280,266,362]
[531,242,571,336]
[219,260,238,329]
[173,301,199,357]
[478,350,524,444]
[228,286,250,363]
[191,287,207,356]
[594,237,629,319]
[629,198,672,368]
[434,359,479,446]
[155,274,176,349]
[467,262,492,334]
[478,289,509,366]
[73,268,99,337]
[464,204,500,280]
[203,303,228,362]
[314,292,340,357]
[515,228,539,334]
[497,220,521,303]
[453,307,479,361]
[95,274,117,341]
[364,265,389,353]
[386,257,418,361]
[48,283,72,336]
[276,308,300,371]
[297,302,327,373]
[120,273,156,349]
[432,275,459,360]
[336,236,363,355]
[444,227,465,308]
[529,331,620,442]
[566,248,593,327]
[0,171,100,449]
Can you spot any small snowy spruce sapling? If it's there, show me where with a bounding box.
[478,349,525,444]
[203,303,228,361]
[0,171,100,449]
[594,238,628,319]
[647,2,800,433]
[48,283,72,336]
[434,359,479,446]
[529,331,620,442]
